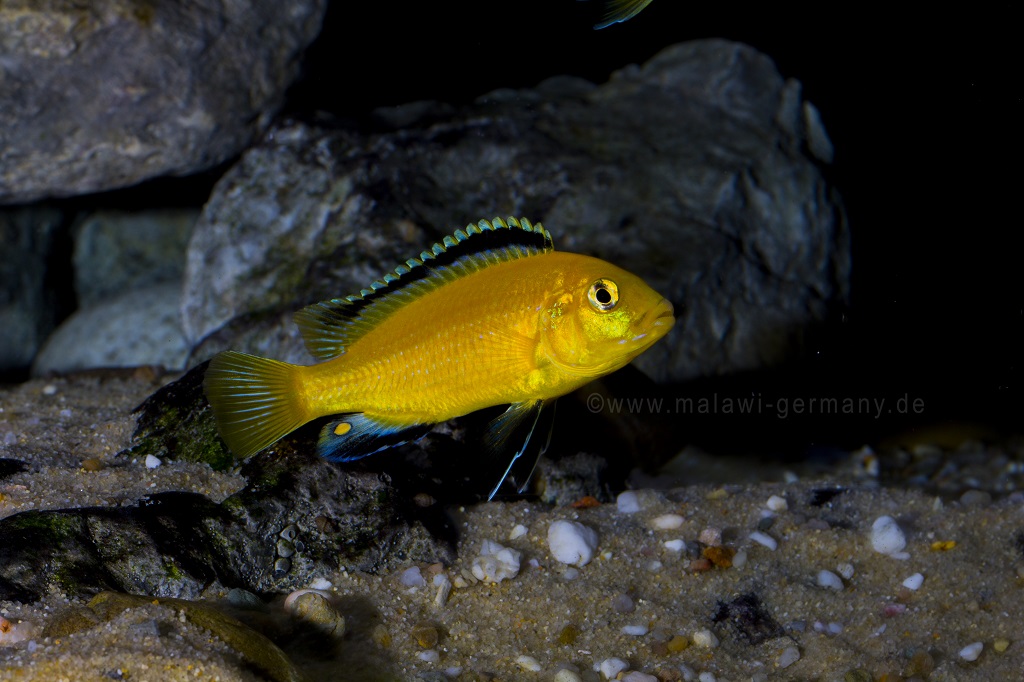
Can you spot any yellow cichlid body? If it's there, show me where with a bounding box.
[204,217,674,496]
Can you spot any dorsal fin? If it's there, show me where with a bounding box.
[295,216,554,360]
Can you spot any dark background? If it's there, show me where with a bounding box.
[284,1,1020,438]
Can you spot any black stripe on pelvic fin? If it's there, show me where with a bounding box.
[295,216,553,360]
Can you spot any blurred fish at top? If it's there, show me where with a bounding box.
[584,0,656,29]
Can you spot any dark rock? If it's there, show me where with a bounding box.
[0,207,66,373]
[0,0,327,204]
[181,39,849,383]
[712,593,785,646]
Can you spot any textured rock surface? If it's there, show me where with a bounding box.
[0,0,327,204]
[0,207,66,373]
[32,282,190,375]
[71,209,197,308]
[181,40,848,382]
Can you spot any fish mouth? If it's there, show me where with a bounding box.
[629,298,675,346]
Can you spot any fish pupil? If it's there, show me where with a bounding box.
[588,278,619,311]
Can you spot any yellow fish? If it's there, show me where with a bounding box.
[204,217,674,497]
[590,0,655,29]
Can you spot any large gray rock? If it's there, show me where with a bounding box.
[72,209,198,308]
[0,207,65,373]
[32,282,189,375]
[182,40,849,382]
[0,0,326,204]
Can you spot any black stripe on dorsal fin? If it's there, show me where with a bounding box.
[295,216,554,361]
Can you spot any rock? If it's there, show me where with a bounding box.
[71,209,198,308]
[0,0,327,204]
[0,207,66,374]
[32,282,190,375]
[181,39,849,383]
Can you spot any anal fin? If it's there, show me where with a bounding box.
[318,414,431,462]
[485,399,556,500]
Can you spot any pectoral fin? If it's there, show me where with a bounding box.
[485,399,556,500]
[318,414,431,462]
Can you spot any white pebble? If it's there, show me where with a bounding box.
[698,672,717,682]
[562,567,580,580]
[650,513,684,530]
[816,570,844,591]
[692,628,719,648]
[398,566,426,588]
[731,550,747,568]
[471,539,521,583]
[766,495,788,511]
[553,670,583,682]
[417,649,440,663]
[621,624,648,636]
[677,663,696,681]
[515,655,542,672]
[871,516,907,557]
[836,562,855,580]
[902,572,924,590]
[616,491,641,513]
[308,577,332,590]
[598,657,628,679]
[749,531,778,550]
[622,673,658,682]
[432,574,452,607]
[144,454,162,469]
[959,641,983,661]
[509,523,528,540]
[663,539,686,552]
[548,520,599,567]
[698,527,721,546]
[778,645,801,668]
[42,384,58,396]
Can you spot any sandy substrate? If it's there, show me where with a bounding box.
[1,372,1022,681]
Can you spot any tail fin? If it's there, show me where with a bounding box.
[203,351,308,459]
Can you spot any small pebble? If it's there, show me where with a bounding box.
[698,527,722,546]
[650,513,684,530]
[81,458,103,472]
[778,646,800,668]
[515,654,542,672]
[548,520,599,567]
[959,641,983,661]
[621,624,648,636]
[471,540,521,583]
[749,531,778,550]
[663,539,686,552]
[598,657,628,679]
[432,574,452,607]
[692,628,719,648]
[144,454,162,469]
[611,593,635,613]
[286,591,345,637]
[993,637,1010,653]
[309,577,332,590]
[399,566,427,588]
[621,672,657,682]
[698,672,717,682]
[666,634,689,653]
[766,495,788,511]
[553,669,583,682]
[616,491,642,513]
[410,622,439,648]
[871,516,908,558]
[509,524,528,540]
[959,489,992,507]
[417,649,440,663]
[42,384,58,396]
[816,570,844,591]
[902,573,924,590]
[837,562,855,580]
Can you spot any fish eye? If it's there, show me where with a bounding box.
[587,279,619,312]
